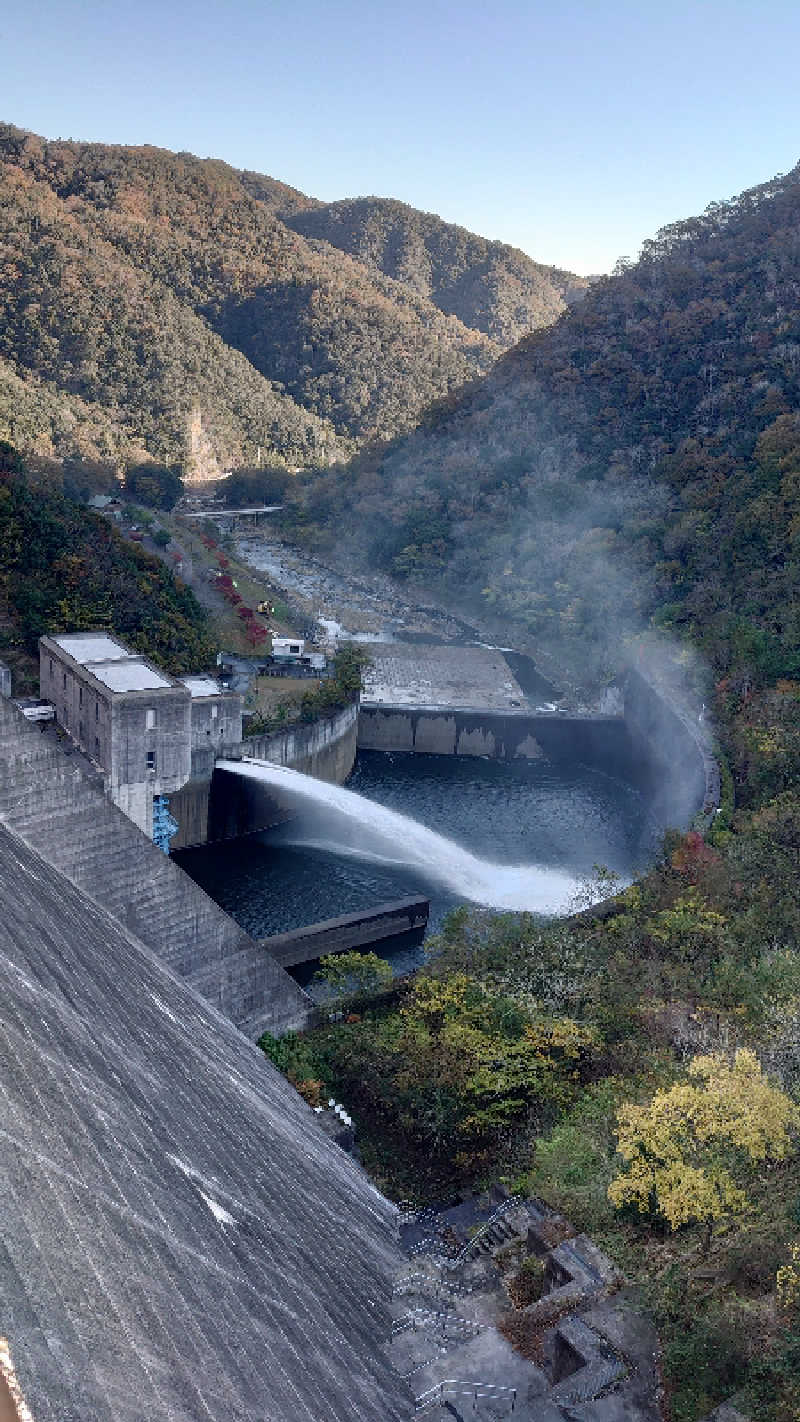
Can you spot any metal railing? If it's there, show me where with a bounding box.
[392,1308,484,1341]
[414,1380,517,1413]
[409,1231,459,1259]
[393,1271,481,1302]
[397,1200,439,1229]
[393,1270,433,1298]
[444,1196,523,1270]
[404,1196,525,1270]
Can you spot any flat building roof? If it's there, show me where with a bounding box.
[47,633,179,695]
[52,633,130,664]
[180,676,223,698]
[90,661,173,693]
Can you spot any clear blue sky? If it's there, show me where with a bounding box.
[3,0,800,274]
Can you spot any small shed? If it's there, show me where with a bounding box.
[272,637,305,660]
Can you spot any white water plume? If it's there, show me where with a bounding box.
[216,758,582,914]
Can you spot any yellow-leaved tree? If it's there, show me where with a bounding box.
[776,1242,800,1322]
[608,1050,799,1250]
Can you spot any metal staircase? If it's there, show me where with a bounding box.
[407,1196,525,1270]
[152,795,179,854]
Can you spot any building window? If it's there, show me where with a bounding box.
[146,750,156,773]
[79,687,83,707]
[95,701,99,721]
[63,672,67,690]
[211,704,218,720]
[95,736,100,751]
[145,708,156,730]
[49,658,53,677]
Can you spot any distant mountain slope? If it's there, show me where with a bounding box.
[0,126,512,464]
[281,196,589,346]
[0,132,346,467]
[290,164,800,686]
[238,166,321,216]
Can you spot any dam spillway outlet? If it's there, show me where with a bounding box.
[215,758,583,916]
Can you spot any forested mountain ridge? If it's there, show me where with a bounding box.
[290,162,800,689]
[280,196,589,345]
[0,133,345,467]
[236,167,321,217]
[0,125,579,469]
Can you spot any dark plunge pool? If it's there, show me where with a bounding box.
[175,749,660,977]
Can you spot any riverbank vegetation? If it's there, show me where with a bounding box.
[261,669,800,1418]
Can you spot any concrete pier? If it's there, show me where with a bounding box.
[261,896,430,969]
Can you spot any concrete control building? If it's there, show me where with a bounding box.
[39,633,241,840]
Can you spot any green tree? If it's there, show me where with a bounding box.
[313,950,392,1005]
[223,466,291,506]
[125,462,184,510]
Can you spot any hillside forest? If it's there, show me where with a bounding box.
[0,441,216,680]
[0,124,583,473]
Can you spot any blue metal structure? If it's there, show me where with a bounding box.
[152,795,179,854]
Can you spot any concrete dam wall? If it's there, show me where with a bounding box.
[0,697,311,1038]
[0,798,410,1422]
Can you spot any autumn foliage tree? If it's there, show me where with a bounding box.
[609,1050,800,1249]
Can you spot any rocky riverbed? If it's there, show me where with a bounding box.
[236,535,491,646]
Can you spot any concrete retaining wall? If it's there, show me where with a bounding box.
[358,704,635,777]
[245,699,359,783]
[173,700,359,850]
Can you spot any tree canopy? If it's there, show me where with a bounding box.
[608,1050,800,1235]
[125,462,184,510]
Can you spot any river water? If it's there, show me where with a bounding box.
[175,749,659,974]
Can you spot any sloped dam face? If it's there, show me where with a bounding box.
[175,747,660,969]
